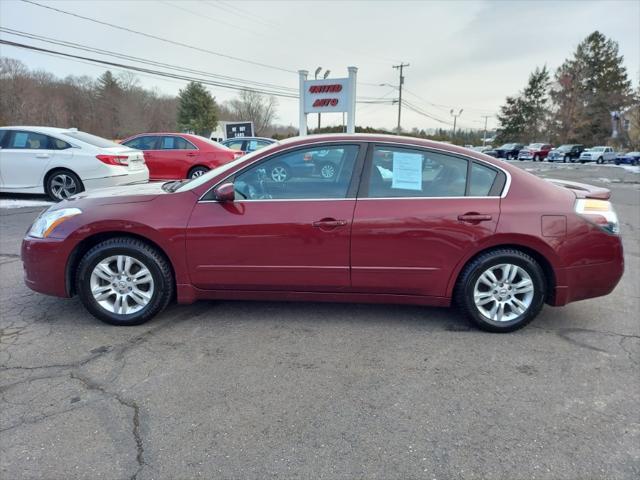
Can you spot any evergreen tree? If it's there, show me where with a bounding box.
[551,31,633,145]
[495,67,550,144]
[96,71,123,138]
[177,82,218,136]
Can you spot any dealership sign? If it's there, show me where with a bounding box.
[225,121,254,138]
[303,78,349,113]
[298,67,357,135]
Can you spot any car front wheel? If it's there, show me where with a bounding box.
[76,238,173,326]
[456,249,545,332]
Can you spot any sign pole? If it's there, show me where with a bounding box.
[347,66,357,134]
[298,70,308,136]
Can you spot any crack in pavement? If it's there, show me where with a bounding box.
[531,325,640,355]
[0,304,209,479]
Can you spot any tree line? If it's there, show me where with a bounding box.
[0,57,279,139]
[495,31,639,147]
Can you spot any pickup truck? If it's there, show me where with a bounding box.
[579,146,616,164]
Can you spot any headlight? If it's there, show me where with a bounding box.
[575,199,620,235]
[28,208,82,238]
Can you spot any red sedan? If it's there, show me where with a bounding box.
[121,133,242,180]
[21,134,624,332]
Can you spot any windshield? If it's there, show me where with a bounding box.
[528,143,543,149]
[591,147,605,152]
[61,131,122,148]
[499,144,514,149]
[556,145,572,151]
[175,146,269,192]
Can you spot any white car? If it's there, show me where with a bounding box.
[579,146,616,164]
[0,126,149,201]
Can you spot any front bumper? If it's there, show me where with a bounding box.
[21,236,73,298]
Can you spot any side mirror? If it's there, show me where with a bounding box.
[214,182,235,202]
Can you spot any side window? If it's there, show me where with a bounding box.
[8,131,51,150]
[469,162,498,196]
[256,140,272,148]
[234,144,359,200]
[50,137,72,150]
[0,130,8,147]
[123,136,158,150]
[160,136,196,150]
[225,140,245,151]
[367,146,467,198]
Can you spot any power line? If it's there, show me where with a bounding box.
[0,39,300,98]
[0,27,298,94]
[19,0,297,74]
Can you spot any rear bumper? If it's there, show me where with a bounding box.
[552,257,624,306]
[83,168,149,190]
[21,236,72,298]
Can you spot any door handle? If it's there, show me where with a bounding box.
[186,152,197,157]
[35,153,50,158]
[458,213,493,223]
[312,218,348,229]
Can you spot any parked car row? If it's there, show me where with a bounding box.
[480,143,638,165]
[0,126,279,201]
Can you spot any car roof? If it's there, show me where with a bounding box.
[0,126,78,135]
[223,137,276,142]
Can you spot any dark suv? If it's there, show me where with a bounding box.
[547,144,585,163]
[486,143,525,160]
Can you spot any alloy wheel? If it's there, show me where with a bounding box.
[473,263,534,322]
[270,166,288,182]
[89,255,154,315]
[320,163,336,179]
[50,173,78,200]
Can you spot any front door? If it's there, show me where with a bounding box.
[351,144,503,297]
[0,130,55,190]
[153,135,200,179]
[185,143,364,291]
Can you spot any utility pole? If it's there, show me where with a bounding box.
[450,108,463,139]
[392,62,409,134]
[481,115,490,146]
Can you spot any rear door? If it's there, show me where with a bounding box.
[185,143,365,291]
[0,130,56,190]
[350,144,504,297]
[153,136,200,179]
[122,135,161,178]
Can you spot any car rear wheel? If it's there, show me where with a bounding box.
[455,249,545,332]
[188,166,209,179]
[45,170,83,202]
[270,163,289,182]
[76,238,173,326]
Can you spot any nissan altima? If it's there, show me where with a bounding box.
[21,134,624,332]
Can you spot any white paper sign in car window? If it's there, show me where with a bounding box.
[391,152,423,190]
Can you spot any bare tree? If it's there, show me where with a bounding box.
[226,90,278,136]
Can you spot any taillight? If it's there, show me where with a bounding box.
[575,199,620,234]
[96,154,129,166]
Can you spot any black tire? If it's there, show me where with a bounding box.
[534,154,540,162]
[563,155,569,163]
[269,163,290,182]
[188,166,209,179]
[579,160,586,164]
[596,157,603,164]
[45,169,84,202]
[569,157,576,163]
[455,249,546,333]
[76,237,174,326]
[615,160,620,165]
[318,162,337,179]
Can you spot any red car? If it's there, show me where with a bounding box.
[517,143,553,161]
[121,133,242,180]
[21,134,624,332]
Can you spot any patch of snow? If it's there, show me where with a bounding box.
[0,199,53,209]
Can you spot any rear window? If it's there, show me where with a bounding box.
[469,163,498,196]
[61,131,121,148]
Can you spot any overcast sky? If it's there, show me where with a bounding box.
[1,0,639,132]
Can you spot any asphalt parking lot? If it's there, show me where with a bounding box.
[1,161,639,480]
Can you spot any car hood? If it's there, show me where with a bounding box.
[64,181,170,206]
